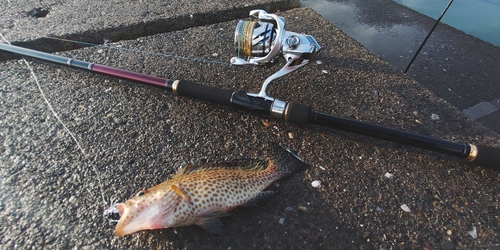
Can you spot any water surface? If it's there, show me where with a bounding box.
[393,0,500,47]
[301,1,427,69]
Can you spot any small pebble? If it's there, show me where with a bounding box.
[321,70,328,74]
[261,119,271,127]
[384,172,393,179]
[447,229,452,235]
[430,113,440,120]
[279,217,285,224]
[401,204,411,212]
[468,226,477,239]
[288,132,293,139]
[285,207,294,212]
[212,53,218,57]
[316,60,323,65]
[311,180,321,188]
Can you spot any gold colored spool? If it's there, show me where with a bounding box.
[241,21,255,56]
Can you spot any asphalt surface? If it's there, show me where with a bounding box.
[1,1,499,250]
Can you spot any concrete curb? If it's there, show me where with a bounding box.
[1,0,300,60]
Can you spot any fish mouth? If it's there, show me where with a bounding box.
[114,203,130,236]
[117,202,125,215]
[103,202,122,222]
[114,199,176,237]
[115,203,145,237]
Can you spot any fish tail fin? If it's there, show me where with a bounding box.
[270,143,310,178]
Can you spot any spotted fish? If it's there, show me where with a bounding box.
[114,144,309,236]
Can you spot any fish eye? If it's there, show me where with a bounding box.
[136,190,146,197]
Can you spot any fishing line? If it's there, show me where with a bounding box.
[44,36,232,66]
[0,33,108,206]
[0,33,232,220]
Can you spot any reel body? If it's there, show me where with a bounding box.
[230,10,321,101]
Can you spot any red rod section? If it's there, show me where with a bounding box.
[91,64,170,90]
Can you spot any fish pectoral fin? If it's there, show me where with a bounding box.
[196,217,226,235]
[241,191,277,207]
[170,184,191,203]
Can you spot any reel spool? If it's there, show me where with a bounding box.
[230,10,321,100]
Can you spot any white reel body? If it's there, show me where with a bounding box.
[230,10,321,101]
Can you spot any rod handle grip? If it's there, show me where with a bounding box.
[174,80,233,106]
[468,144,500,171]
[284,102,312,127]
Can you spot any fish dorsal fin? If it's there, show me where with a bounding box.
[174,159,268,176]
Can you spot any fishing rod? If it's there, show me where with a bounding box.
[1,10,499,171]
[404,0,454,73]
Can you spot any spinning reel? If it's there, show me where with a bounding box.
[230,10,321,101]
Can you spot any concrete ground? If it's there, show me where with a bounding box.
[302,0,500,135]
[1,1,499,249]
